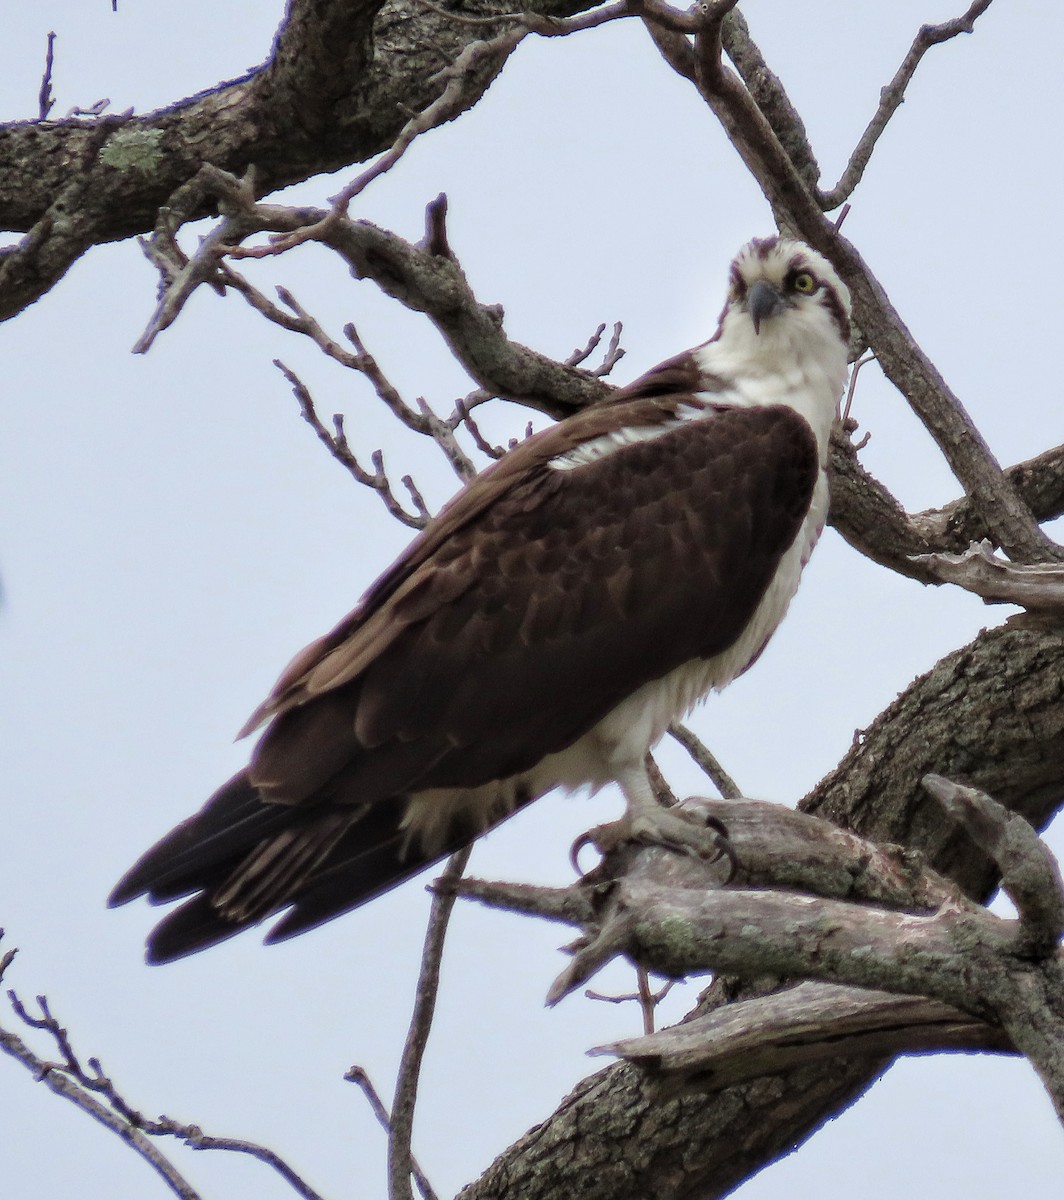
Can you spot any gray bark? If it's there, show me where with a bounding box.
[458,624,1064,1200]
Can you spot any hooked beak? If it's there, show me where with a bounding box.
[747,278,787,334]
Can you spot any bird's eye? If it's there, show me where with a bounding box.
[792,271,817,294]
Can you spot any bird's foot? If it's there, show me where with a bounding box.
[571,803,737,879]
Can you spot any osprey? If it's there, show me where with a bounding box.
[111,236,851,962]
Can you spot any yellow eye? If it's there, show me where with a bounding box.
[792,271,817,294]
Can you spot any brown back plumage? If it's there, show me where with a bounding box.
[110,387,819,961]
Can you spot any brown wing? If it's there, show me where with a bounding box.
[111,398,818,959]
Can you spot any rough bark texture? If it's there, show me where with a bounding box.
[459,624,1064,1200]
[0,0,597,321]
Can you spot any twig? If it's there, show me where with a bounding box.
[134,218,239,353]
[1,964,325,1200]
[818,1,995,209]
[668,723,741,799]
[585,974,678,1034]
[413,394,477,481]
[841,351,876,424]
[455,394,505,459]
[224,270,475,485]
[389,848,473,1200]
[564,320,625,377]
[38,32,57,120]
[275,359,429,528]
[345,1066,440,1200]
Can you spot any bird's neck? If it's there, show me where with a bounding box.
[693,320,848,461]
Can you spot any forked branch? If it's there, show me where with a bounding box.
[0,939,324,1200]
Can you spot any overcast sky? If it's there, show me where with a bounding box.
[2,2,1063,1197]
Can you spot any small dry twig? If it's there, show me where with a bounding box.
[389,848,473,1200]
[38,32,57,120]
[346,1066,439,1200]
[0,944,324,1200]
[587,973,679,1034]
[841,351,876,425]
[275,359,430,529]
[818,0,995,209]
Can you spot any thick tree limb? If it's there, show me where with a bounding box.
[459,623,1064,1200]
[595,982,1014,1087]
[0,0,605,321]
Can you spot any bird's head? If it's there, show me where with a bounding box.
[720,236,851,351]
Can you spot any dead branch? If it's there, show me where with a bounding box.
[923,774,1064,956]
[38,32,56,120]
[389,848,472,1200]
[818,1,995,209]
[275,359,430,528]
[595,981,1014,1086]
[0,0,615,322]
[346,1066,439,1200]
[0,943,325,1200]
[667,724,741,799]
[912,539,1064,611]
[455,781,1064,1117]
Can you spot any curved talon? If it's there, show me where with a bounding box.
[569,829,601,876]
[709,828,740,882]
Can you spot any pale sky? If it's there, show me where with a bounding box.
[2,2,1062,1197]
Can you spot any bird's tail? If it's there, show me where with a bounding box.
[109,771,474,963]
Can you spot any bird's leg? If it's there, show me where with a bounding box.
[573,762,735,870]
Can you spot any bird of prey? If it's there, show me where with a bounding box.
[110,235,852,962]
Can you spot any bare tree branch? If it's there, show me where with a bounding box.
[457,621,1064,1200]
[923,774,1064,956]
[276,359,430,528]
[912,539,1064,610]
[346,1066,440,1200]
[389,848,473,1200]
[596,981,1014,1086]
[0,946,326,1200]
[637,0,1061,564]
[0,0,622,322]
[818,0,995,209]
